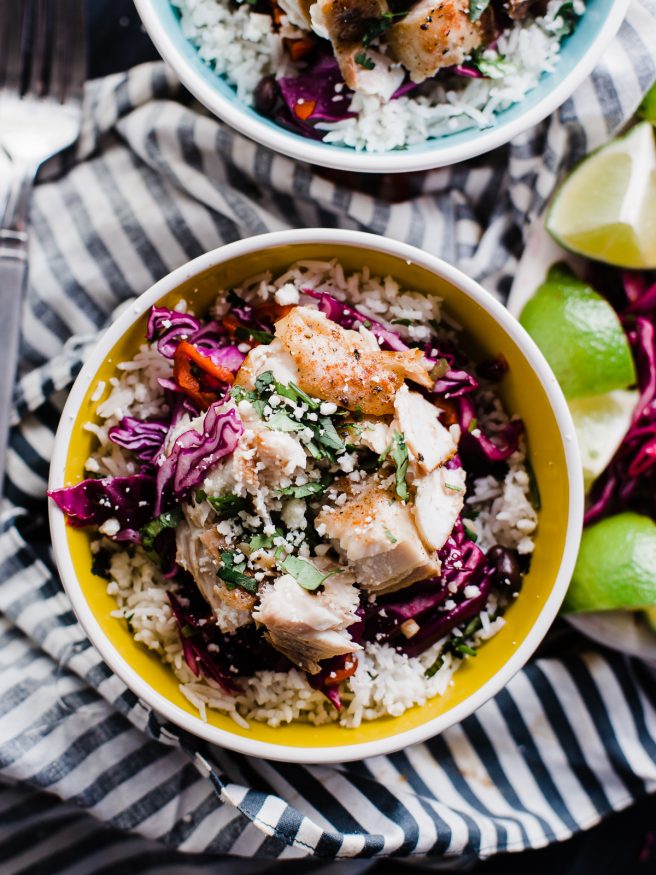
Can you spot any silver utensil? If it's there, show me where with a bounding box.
[0,0,85,492]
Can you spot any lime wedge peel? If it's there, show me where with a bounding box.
[563,512,656,614]
[519,264,637,400]
[546,121,656,270]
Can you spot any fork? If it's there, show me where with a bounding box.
[0,0,85,492]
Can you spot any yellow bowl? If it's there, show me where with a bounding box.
[49,230,583,762]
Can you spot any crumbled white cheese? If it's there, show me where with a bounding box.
[275,283,300,306]
[99,518,120,537]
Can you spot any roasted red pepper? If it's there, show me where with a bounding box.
[173,340,234,410]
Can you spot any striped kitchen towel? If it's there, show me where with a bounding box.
[2,2,656,869]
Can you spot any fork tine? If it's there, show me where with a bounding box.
[49,0,86,104]
[0,0,29,93]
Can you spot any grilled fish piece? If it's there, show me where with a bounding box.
[253,570,361,673]
[316,478,441,594]
[175,520,255,633]
[393,384,459,473]
[274,306,433,415]
[386,0,495,84]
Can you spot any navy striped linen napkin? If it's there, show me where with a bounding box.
[2,2,656,868]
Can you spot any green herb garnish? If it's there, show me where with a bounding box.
[354,51,375,70]
[277,476,332,499]
[207,493,248,516]
[141,509,183,555]
[455,643,478,657]
[390,431,409,501]
[384,528,398,544]
[217,550,258,594]
[278,554,338,591]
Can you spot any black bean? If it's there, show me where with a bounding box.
[487,545,523,594]
[476,354,509,383]
[253,75,279,117]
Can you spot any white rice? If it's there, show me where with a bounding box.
[172,0,585,152]
[88,259,532,728]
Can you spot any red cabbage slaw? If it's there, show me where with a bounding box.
[584,271,656,526]
[49,285,528,709]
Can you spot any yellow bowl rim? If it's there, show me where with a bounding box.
[48,228,584,763]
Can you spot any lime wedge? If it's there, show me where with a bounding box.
[563,513,656,614]
[546,121,656,269]
[568,389,639,490]
[519,264,636,400]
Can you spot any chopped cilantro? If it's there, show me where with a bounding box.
[195,489,207,503]
[355,51,375,70]
[235,325,274,344]
[217,550,258,594]
[278,554,338,591]
[249,529,284,552]
[390,431,409,501]
[384,528,398,544]
[266,410,306,433]
[425,655,444,678]
[141,509,182,555]
[277,476,332,499]
[207,494,248,516]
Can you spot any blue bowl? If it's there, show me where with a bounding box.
[135,0,629,172]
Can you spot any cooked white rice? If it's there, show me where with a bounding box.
[89,259,535,728]
[171,0,585,152]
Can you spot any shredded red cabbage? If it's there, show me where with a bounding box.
[456,395,523,468]
[146,307,202,358]
[48,474,156,534]
[108,417,169,464]
[155,402,243,514]
[451,64,484,78]
[278,55,355,125]
[360,521,494,658]
[167,592,239,693]
[433,368,479,398]
[302,288,409,351]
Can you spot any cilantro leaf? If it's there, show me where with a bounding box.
[207,494,248,516]
[217,550,258,594]
[266,410,306,433]
[390,431,409,501]
[355,51,375,70]
[276,476,332,499]
[249,529,284,552]
[278,554,338,591]
[141,509,182,554]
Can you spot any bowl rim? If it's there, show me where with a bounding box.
[49,228,584,763]
[133,0,630,173]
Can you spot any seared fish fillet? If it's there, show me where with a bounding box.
[274,306,433,415]
[253,571,361,673]
[386,0,495,83]
[316,478,441,594]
